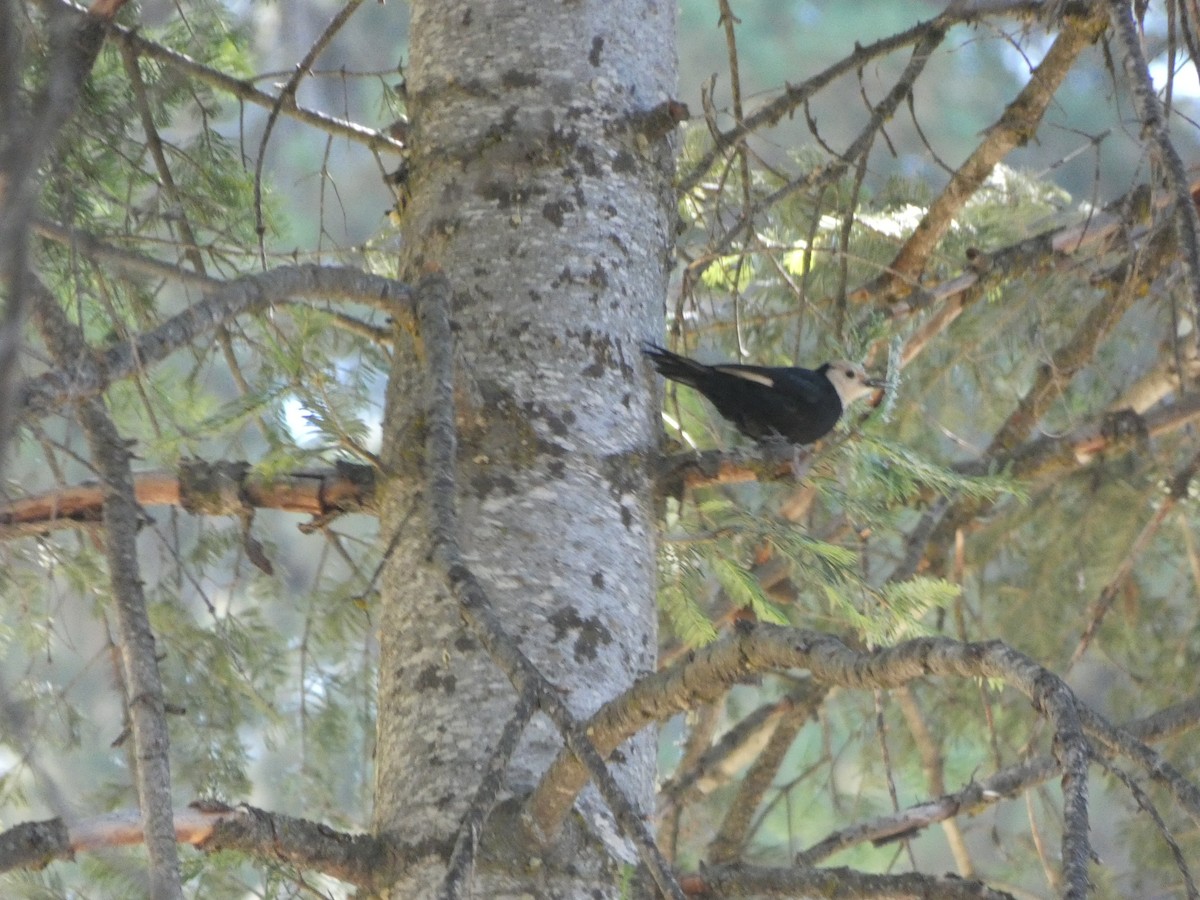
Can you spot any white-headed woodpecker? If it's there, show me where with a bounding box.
[643,344,883,445]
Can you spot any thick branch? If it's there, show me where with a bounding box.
[679,863,1015,899]
[0,805,389,889]
[656,386,1200,495]
[200,804,390,889]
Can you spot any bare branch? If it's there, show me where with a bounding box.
[680,862,1015,899]
[30,278,182,899]
[252,0,368,256]
[0,460,378,538]
[0,804,396,889]
[1103,0,1200,350]
[198,804,389,889]
[43,0,404,153]
[861,10,1108,301]
[678,1,1042,193]
[694,27,945,281]
[17,264,410,417]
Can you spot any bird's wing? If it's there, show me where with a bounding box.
[711,365,776,388]
[714,365,827,405]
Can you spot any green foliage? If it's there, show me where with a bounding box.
[711,557,791,625]
[658,552,720,648]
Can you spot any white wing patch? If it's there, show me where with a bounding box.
[714,366,775,388]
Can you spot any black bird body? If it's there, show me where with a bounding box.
[643,344,880,445]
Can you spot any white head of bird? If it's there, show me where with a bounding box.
[823,361,880,406]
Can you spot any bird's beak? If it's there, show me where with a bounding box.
[864,376,887,389]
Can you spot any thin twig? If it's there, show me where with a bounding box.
[706,693,813,864]
[693,27,945,287]
[1068,446,1200,669]
[252,0,367,263]
[678,1,1040,193]
[44,0,404,154]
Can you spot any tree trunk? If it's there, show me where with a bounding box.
[373,1,676,894]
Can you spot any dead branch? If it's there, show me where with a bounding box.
[680,862,1015,898]
[678,1,1041,194]
[0,460,377,538]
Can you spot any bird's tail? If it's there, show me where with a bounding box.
[642,343,711,388]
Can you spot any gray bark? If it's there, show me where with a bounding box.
[372,0,676,895]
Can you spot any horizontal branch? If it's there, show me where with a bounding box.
[656,389,1200,495]
[0,804,391,889]
[17,264,411,417]
[530,622,1093,870]
[680,862,1015,899]
[0,460,377,538]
